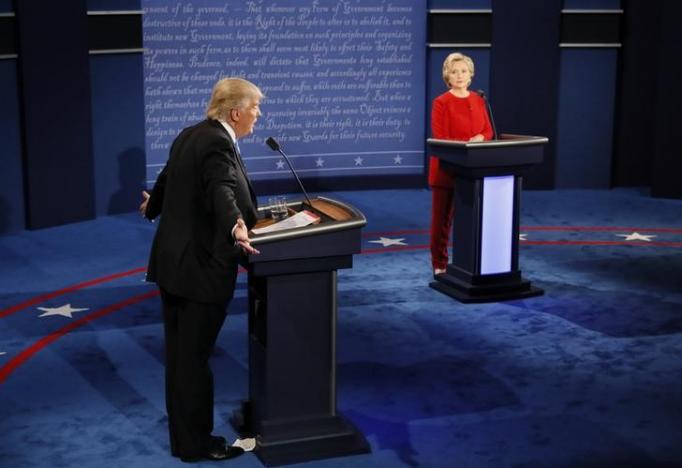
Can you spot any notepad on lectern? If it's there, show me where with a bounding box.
[251,210,320,235]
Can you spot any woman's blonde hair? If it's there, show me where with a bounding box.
[442,52,475,88]
[206,77,264,120]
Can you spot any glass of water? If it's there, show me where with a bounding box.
[268,195,288,221]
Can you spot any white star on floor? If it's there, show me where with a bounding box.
[393,155,403,164]
[37,304,89,318]
[315,157,325,167]
[368,237,407,247]
[276,159,285,169]
[519,233,528,241]
[354,157,364,166]
[0,352,6,356]
[616,232,656,242]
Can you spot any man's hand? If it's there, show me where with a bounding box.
[139,190,150,217]
[234,218,260,255]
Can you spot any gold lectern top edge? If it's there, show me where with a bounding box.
[427,134,549,149]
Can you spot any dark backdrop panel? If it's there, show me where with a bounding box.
[561,13,621,44]
[614,0,682,198]
[87,0,140,9]
[490,0,562,190]
[613,1,656,187]
[428,13,490,44]
[90,54,146,216]
[556,49,618,189]
[563,0,620,8]
[0,14,16,55]
[651,2,682,199]
[88,13,142,51]
[0,59,25,234]
[16,0,95,229]
[427,0,491,8]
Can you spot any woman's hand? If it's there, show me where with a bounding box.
[469,134,485,142]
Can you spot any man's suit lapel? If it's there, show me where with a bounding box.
[210,120,258,209]
[234,145,258,210]
[207,119,258,210]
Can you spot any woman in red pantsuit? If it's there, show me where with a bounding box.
[430,52,493,276]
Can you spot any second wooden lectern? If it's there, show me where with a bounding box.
[428,134,547,303]
[231,196,369,466]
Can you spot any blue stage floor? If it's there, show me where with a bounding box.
[1,188,681,467]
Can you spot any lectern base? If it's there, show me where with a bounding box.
[231,407,370,466]
[430,272,543,303]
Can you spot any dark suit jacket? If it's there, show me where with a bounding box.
[145,119,258,305]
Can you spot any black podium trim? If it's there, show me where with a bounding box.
[232,396,370,466]
[430,274,543,303]
[447,264,521,285]
[251,255,352,276]
[255,415,370,466]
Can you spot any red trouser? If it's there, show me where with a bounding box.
[430,186,454,270]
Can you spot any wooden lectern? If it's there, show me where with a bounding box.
[427,134,547,303]
[231,196,370,466]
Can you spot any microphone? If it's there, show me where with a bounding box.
[265,137,314,208]
[476,89,498,140]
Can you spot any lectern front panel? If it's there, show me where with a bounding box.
[452,177,480,274]
[480,175,514,274]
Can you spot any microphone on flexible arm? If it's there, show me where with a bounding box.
[265,137,314,208]
[476,89,498,140]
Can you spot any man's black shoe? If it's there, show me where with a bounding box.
[173,436,229,459]
[211,435,227,447]
[180,445,244,462]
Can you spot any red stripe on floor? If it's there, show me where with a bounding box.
[523,240,682,247]
[362,229,429,237]
[0,267,147,319]
[521,226,682,233]
[362,226,682,237]
[363,244,432,254]
[361,240,682,253]
[0,289,159,384]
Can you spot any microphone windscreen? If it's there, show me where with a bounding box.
[266,137,280,151]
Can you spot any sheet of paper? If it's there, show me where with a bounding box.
[251,210,320,235]
[232,438,256,452]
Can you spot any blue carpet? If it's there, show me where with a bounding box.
[1,188,681,467]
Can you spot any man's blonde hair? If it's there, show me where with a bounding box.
[206,77,264,120]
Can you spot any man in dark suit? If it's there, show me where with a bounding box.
[140,77,262,462]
